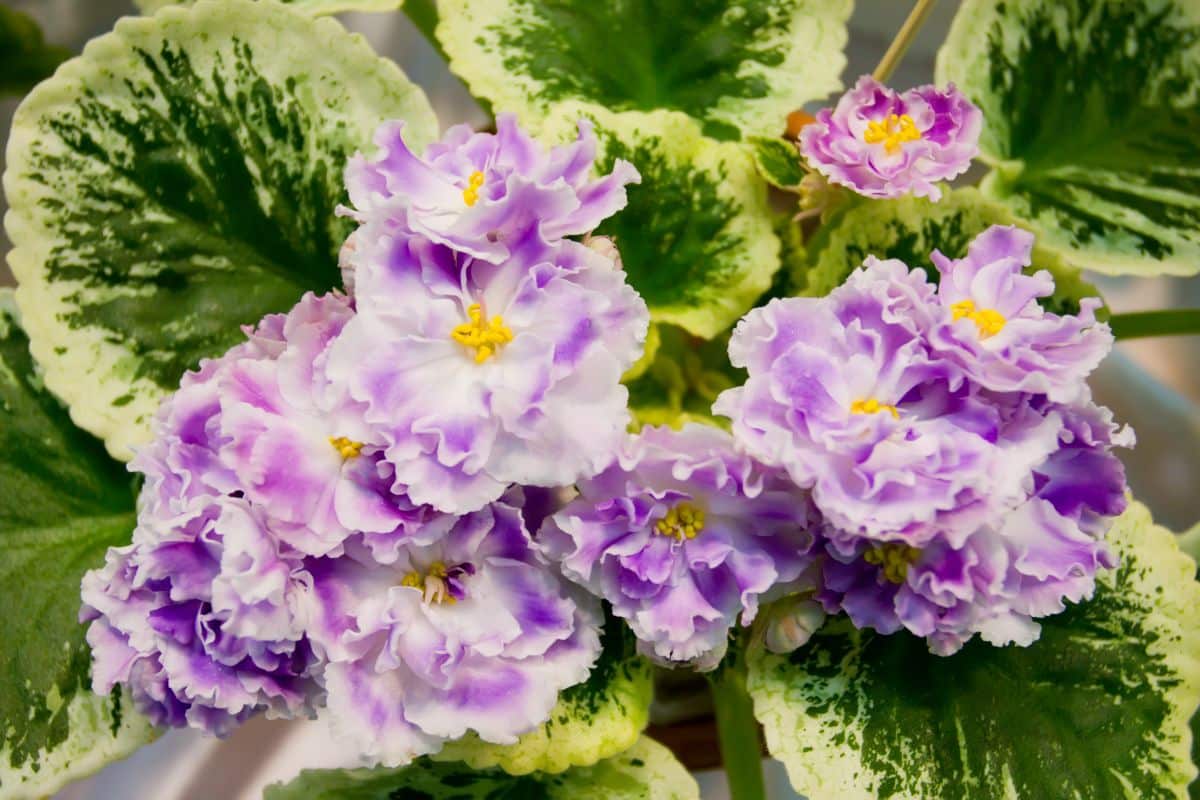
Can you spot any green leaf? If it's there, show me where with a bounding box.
[936,0,1200,277]
[542,104,780,338]
[436,610,654,774]
[264,736,700,799]
[135,0,403,14]
[2,690,157,800]
[748,136,804,189]
[798,187,1103,318]
[625,323,743,431]
[747,500,1200,800]
[437,0,851,140]
[0,290,156,796]
[3,0,438,460]
[0,4,70,98]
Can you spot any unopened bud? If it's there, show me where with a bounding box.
[764,598,825,654]
[583,234,623,270]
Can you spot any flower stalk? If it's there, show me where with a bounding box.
[873,0,940,83]
[711,662,767,800]
[1109,309,1200,340]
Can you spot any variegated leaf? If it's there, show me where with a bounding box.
[437,0,852,140]
[3,0,438,460]
[936,0,1200,276]
[748,136,805,190]
[0,290,155,798]
[748,500,1200,800]
[542,104,780,339]
[436,611,653,774]
[798,187,1103,318]
[265,736,700,799]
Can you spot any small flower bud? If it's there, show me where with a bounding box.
[764,597,826,654]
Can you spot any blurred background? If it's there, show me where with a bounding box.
[2,1,1197,797]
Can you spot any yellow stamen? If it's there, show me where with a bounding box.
[462,170,485,207]
[654,503,706,541]
[863,113,921,154]
[329,436,364,460]
[401,561,457,605]
[850,398,900,419]
[950,299,1006,338]
[451,303,513,363]
[863,543,920,584]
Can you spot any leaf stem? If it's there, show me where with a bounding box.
[1109,309,1200,340]
[873,0,940,83]
[710,664,766,800]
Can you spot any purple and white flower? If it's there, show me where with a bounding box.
[713,278,1056,547]
[539,424,819,668]
[217,292,446,557]
[800,75,981,201]
[81,498,320,735]
[927,225,1112,402]
[304,498,601,766]
[328,231,649,514]
[342,113,639,264]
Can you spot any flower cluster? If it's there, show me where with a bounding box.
[80,116,649,763]
[715,225,1130,654]
[800,75,982,201]
[80,108,1130,769]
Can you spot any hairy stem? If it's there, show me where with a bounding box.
[873,0,940,83]
[1109,309,1200,340]
[711,665,766,800]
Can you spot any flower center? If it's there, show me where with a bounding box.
[950,299,1006,338]
[451,303,513,363]
[863,543,920,584]
[462,170,485,207]
[863,113,921,154]
[329,436,364,459]
[655,503,706,541]
[401,560,473,605]
[850,398,899,419]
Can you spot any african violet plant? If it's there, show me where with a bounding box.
[1,0,1199,798]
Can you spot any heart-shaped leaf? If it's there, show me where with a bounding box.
[936,0,1200,276]
[437,0,852,140]
[3,0,438,460]
[0,290,155,798]
[747,500,1200,800]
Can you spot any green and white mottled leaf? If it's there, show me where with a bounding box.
[748,136,804,189]
[0,290,155,797]
[543,104,780,338]
[625,324,742,431]
[748,500,1200,800]
[936,0,1200,276]
[265,736,700,800]
[134,0,403,15]
[798,187,1103,318]
[436,611,653,774]
[437,0,852,140]
[0,4,70,98]
[3,0,438,460]
[2,690,156,800]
